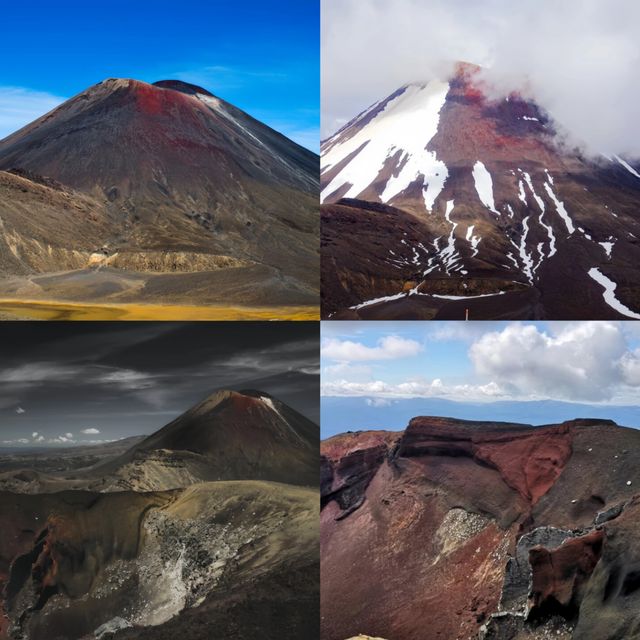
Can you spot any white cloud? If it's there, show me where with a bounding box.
[323,362,373,376]
[298,366,321,375]
[322,377,504,400]
[0,86,65,140]
[0,363,79,383]
[366,397,394,407]
[15,406,25,414]
[322,335,423,361]
[97,369,156,388]
[322,0,640,155]
[469,322,632,401]
[81,428,101,435]
[49,435,75,444]
[31,432,38,438]
[620,349,640,386]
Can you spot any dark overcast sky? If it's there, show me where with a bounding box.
[0,322,319,447]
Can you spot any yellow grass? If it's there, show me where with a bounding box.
[0,299,319,321]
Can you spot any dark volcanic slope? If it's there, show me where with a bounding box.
[0,170,111,276]
[321,63,640,320]
[321,416,640,640]
[0,78,319,302]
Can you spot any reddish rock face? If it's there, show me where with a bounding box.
[321,417,640,640]
[528,529,604,617]
[321,431,398,515]
[398,417,573,506]
[321,63,640,320]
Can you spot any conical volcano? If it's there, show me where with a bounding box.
[98,389,319,488]
[321,63,640,320]
[0,78,319,312]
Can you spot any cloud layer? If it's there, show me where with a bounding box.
[322,0,640,155]
[322,322,640,404]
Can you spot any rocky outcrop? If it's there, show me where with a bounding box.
[321,431,398,517]
[528,529,604,619]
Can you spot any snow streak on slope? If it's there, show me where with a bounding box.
[588,268,640,319]
[521,171,556,259]
[321,81,450,211]
[516,216,535,283]
[615,155,640,180]
[439,199,458,273]
[543,180,575,234]
[196,93,316,189]
[465,225,481,257]
[472,161,499,215]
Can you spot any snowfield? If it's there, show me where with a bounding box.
[321,81,450,211]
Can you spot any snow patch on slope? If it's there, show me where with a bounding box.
[465,224,482,257]
[472,161,499,215]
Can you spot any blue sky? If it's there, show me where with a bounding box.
[321,321,640,437]
[0,0,319,151]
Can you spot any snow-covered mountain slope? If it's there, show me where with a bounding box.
[321,63,640,320]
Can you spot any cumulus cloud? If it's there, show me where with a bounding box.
[15,406,25,414]
[620,349,640,386]
[49,434,75,444]
[322,322,640,404]
[81,427,101,435]
[469,322,633,401]
[322,0,640,155]
[322,335,423,361]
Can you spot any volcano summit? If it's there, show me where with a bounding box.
[0,78,319,319]
[321,63,640,320]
